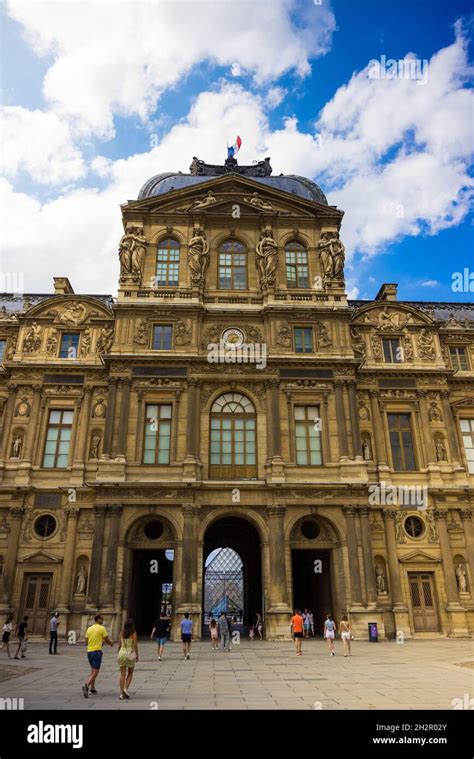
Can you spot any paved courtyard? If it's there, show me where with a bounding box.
[0,638,472,710]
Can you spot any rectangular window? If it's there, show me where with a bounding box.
[388,413,416,471]
[152,325,173,350]
[156,240,180,286]
[285,249,309,288]
[143,404,172,464]
[59,333,80,359]
[294,406,322,465]
[218,252,247,289]
[382,338,401,363]
[294,327,313,353]
[460,419,474,474]
[0,340,6,362]
[42,409,74,468]
[449,346,468,371]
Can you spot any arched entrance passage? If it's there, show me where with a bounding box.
[124,515,177,635]
[202,517,262,631]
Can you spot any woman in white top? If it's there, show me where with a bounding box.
[323,614,336,656]
[339,614,352,657]
[0,614,14,658]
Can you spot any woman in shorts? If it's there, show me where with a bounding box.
[323,613,336,656]
[209,618,218,650]
[339,614,352,657]
[0,614,14,658]
[117,618,138,700]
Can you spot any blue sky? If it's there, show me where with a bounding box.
[1,0,472,299]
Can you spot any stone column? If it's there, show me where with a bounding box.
[359,507,377,606]
[73,385,93,464]
[434,509,461,607]
[22,385,42,463]
[370,390,388,466]
[57,507,80,611]
[460,510,474,589]
[322,393,331,462]
[117,379,131,458]
[268,380,282,460]
[383,510,405,608]
[179,505,200,611]
[0,506,24,608]
[342,506,363,606]
[0,384,17,463]
[102,378,118,459]
[335,381,349,459]
[86,506,107,609]
[348,381,362,459]
[102,505,122,607]
[267,505,287,607]
[185,380,200,460]
[441,391,461,465]
[417,391,436,464]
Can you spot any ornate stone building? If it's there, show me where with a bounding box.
[0,156,473,641]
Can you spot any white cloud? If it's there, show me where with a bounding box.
[265,87,287,109]
[421,279,439,288]
[6,0,335,138]
[1,106,85,184]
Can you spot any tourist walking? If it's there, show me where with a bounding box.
[209,618,218,650]
[151,612,170,661]
[218,611,230,651]
[290,609,304,656]
[339,615,352,657]
[117,618,138,700]
[324,613,336,656]
[309,610,315,637]
[14,616,29,659]
[180,612,193,660]
[49,611,60,655]
[82,613,114,698]
[303,608,311,637]
[254,612,263,640]
[0,614,14,658]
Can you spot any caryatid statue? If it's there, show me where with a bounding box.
[256,229,278,289]
[318,231,345,281]
[118,225,135,278]
[130,226,147,279]
[187,226,210,287]
[118,225,147,281]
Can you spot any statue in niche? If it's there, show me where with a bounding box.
[75,565,88,595]
[435,437,447,462]
[97,326,113,354]
[90,434,101,460]
[316,321,332,347]
[23,323,42,353]
[187,226,209,286]
[80,329,91,357]
[244,192,273,211]
[428,403,442,422]
[256,229,278,289]
[130,226,147,279]
[351,327,366,358]
[456,564,468,593]
[362,436,372,461]
[276,326,292,348]
[118,225,146,280]
[418,328,436,360]
[371,334,382,360]
[375,565,386,593]
[46,330,58,357]
[318,231,345,280]
[402,333,414,361]
[118,226,135,277]
[190,191,216,210]
[11,434,23,458]
[426,510,437,543]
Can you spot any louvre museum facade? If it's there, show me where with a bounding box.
[0,156,473,641]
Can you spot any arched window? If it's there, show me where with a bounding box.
[209,393,256,478]
[218,240,247,290]
[156,238,180,286]
[285,240,309,288]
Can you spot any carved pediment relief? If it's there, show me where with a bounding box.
[18,550,63,564]
[352,304,430,330]
[25,296,113,324]
[398,551,441,564]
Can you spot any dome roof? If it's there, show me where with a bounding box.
[137,161,328,205]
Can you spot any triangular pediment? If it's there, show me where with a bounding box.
[399,551,441,563]
[18,550,63,564]
[452,397,474,408]
[123,173,342,220]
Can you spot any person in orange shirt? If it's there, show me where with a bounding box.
[290,608,304,656]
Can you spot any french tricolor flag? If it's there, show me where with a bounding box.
[227,136,242,158]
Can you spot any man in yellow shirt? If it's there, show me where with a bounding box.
[83,613,113,698]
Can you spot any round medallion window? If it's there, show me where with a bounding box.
[34,514,57,538]
[221,328,245,348]
[301,520,320,540]
[144,520,164,540]
[404,515,424,539]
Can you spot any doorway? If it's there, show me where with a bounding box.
[409,572,440,631]
[129,549,174,635]
[19,573,53,634]
[202,517,262,631]
[292,550,332,635]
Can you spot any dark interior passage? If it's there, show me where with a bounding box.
[129,549,174,635]
[292,549,332,635]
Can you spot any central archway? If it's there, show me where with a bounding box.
[202,517,263,634]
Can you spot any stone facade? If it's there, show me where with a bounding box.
[0,159,473,641]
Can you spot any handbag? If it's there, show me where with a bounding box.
[127,650,137,662]
[20,640,27,653]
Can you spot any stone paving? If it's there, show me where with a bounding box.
[0,638,472,710]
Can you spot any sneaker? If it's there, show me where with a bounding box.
[90,688,98,694]
[123,690,130,699]
[119,694,126,700]
[158,656,162,661]
[82,684,89,699]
